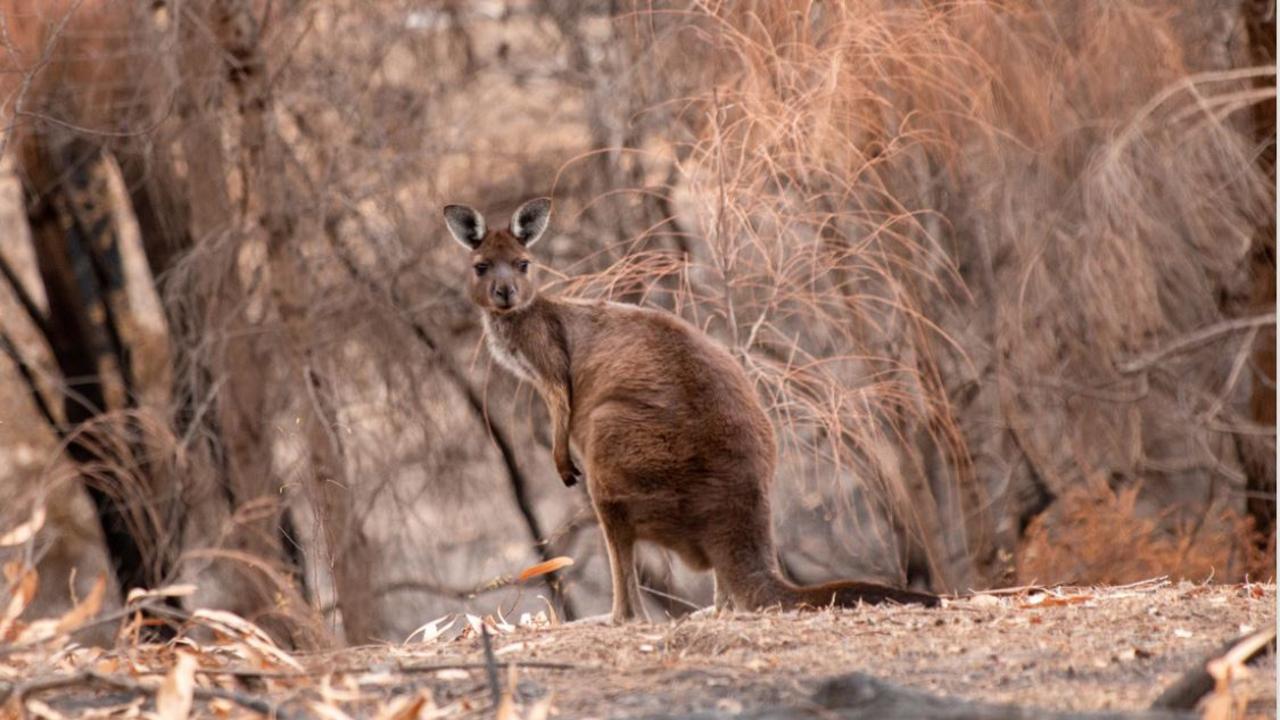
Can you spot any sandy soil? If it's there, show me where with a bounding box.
[324,581,1277,718]
[3,581,1274,719]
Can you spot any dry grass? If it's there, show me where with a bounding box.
[0,0,1271,644]
[1018,480,1276,586]
[550,0,1276,589]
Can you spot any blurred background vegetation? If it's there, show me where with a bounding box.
[0,0,1273,648]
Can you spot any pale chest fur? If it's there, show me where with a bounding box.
[482,314,538,385]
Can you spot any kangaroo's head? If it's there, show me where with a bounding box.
[443,197,551,314]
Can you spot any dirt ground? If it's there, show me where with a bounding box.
[1,580,1274,719]
[377,581,1277,718]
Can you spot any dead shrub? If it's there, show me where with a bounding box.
[1017,479,1274,585]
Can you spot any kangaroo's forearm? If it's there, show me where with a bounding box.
[543,388,579,486]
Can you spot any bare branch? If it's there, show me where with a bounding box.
[1118,314,1277,374]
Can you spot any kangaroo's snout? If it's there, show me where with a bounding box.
[493,284,516,307]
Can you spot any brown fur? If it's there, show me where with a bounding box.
[445,199,939,622]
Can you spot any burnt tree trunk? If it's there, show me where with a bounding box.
[17,127,164,595]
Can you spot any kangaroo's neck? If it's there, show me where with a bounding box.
[481,295,568,389]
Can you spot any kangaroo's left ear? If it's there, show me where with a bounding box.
[510,197,552,247]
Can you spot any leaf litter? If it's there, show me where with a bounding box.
[0,573,1272,718]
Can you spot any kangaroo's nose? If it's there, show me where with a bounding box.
[494,285,513,303]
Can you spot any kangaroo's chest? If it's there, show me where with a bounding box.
[483,315,538,384]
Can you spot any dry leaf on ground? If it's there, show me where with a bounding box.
[55,574,106,633]
[155,651,198,720]
[0,506,45,547]
[403,615,455,644]
[517,557,574,583]
[0,564,38,640]
[189,608,304,671]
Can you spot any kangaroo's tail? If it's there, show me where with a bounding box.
[718,529,941,610]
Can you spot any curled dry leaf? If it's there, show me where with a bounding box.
[0,506,46,547]
[517,557,574,583]
[14,574,108,646]
[514,556,576,584]
[155,651,198,720]
[460,612,515,637]
[190,608,304,671]
[0,564,39,640]
[491,609,517,634]
[191,609,275,645]
[403,614,455,644]
[14,619,59,645]
[464,613,485,637]
[55,574,106,633]
[1019,592,1092,609]
[126,584,198,605]
[534,595,560,625]
[517,611,547,628]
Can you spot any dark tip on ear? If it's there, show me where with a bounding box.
[443,204,486,249]
[510,197,552,247]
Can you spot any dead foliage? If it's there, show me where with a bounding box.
[0,571,1272,719]
[1018,480,1277,586]
[0,0,1272,644]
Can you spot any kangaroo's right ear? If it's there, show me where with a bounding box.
[443,204,486,249]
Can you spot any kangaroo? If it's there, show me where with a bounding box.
[444,198,939,622]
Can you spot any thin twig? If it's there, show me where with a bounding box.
[3,669,301,720]
[1150,626,1277,710]
[129,659,583,680]
[480,625,502,708]
[1118,314,1276,373]
[0,600,177,658]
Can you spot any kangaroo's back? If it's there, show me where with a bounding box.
[562,301,776,479]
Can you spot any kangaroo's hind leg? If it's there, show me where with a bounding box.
[713,567,737,612]
[595,499,648,623]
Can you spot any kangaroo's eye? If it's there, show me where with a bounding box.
[473,263,490,277]
[517,260,530,273]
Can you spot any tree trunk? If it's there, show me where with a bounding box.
[1241,0,1276,552]
[209,0,379,644]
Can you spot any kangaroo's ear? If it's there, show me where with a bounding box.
[510,197,551,247]
[443,204,486,249]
